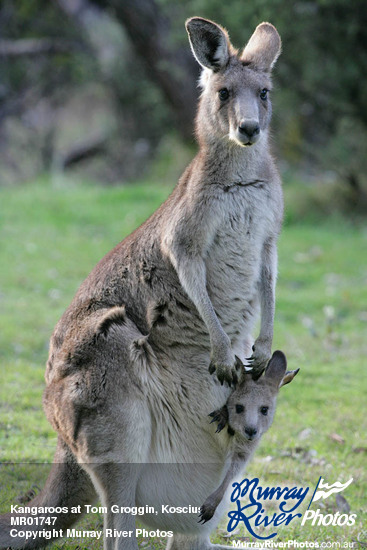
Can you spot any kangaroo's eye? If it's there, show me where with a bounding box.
[260,88,268,100]
[218,88,229,101]
[235,404,244,414]
[260,406,269,416]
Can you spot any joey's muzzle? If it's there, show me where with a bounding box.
[244,426,258,440]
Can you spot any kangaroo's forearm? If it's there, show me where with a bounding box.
[173,254,229,347]
[202,458,245,514]
[161,201,238,383]
[214,460,243,502]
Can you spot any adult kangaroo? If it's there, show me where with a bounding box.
[0,17,283,550]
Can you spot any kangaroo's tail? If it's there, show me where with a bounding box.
[0,437,96,549]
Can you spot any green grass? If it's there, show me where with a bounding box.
[0,177,366,548]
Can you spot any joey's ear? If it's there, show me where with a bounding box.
[279,368,300,389]
[241,22,281,72]
[264,350,287,386]
[186,17,230,71]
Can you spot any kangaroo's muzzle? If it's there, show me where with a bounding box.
[237,119,261,146]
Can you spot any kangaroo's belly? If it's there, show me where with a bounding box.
[129,369,232,532]
[135,459,228,533]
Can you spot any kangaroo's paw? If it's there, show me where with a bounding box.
[245,341,271,375]
[208,406,228,433]
[198,503,216,524]
[209,353,241,387]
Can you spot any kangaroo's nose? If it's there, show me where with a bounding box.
[244,427,258,438]
[238,120,260,139]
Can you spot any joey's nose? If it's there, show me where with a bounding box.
[238,120,260,139]
[244,427,258,439]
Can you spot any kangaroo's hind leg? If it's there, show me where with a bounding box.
[77,309,152,550]
[76,393,151,550]
[45,305,153,549]
[84,462,142,550]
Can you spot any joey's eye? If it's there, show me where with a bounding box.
[260,406,269,416]
[235,404,244,414]
[260,88,268,100]
[218,88,229,101]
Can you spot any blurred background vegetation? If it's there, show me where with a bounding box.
[0,0,366,215]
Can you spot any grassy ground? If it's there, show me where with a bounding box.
[0,177,366,548]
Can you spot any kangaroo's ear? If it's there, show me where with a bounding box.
[279,368,300,388]
[241,22,281,72]
[186,17,230,72]
[264,350,287,386]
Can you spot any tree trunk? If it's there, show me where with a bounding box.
[90,0,200,141]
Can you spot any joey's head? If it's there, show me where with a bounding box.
[186,17,281,148]
[226,351,299,442]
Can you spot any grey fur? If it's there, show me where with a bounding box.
[0,17,283,550]
[199,351,299,524]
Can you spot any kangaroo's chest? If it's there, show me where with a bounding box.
[206,185,272,288]
[201,184,276,342]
